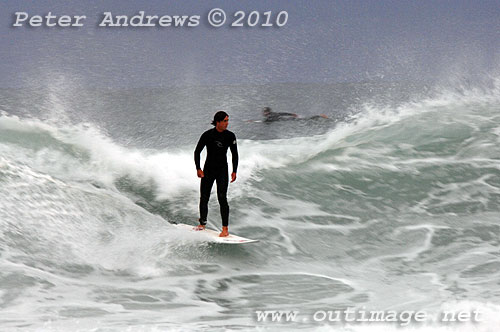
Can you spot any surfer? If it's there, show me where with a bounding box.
[262,107,328,122]
[262,107,298,122]
[194,111,238,237]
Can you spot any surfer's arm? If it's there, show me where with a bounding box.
[230,133,238,174]
[194,133,207,170]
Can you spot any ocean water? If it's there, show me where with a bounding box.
[0,80,499,331]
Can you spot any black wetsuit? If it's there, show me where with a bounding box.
[264,111,328,122]
[194,128,238,227]
[263,111,297,122]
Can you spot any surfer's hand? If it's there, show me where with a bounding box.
[197,169,204,178]
[231,172,237,183]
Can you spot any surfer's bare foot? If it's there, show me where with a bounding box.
[219,226,229,237]
[194,224,205,231]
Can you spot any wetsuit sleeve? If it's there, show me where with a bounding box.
[194,132,207,170]
[230,133,238,173]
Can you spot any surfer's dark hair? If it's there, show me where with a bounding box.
[211,111,229,126]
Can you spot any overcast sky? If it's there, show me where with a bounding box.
[1,0,499,88]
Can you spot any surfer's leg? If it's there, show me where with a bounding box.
[199,173,215,225]
[308,114,329,120]
[216,172,229,227]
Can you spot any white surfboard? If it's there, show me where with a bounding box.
[174,223,259,244]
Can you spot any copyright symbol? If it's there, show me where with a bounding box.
[208,8,226,27]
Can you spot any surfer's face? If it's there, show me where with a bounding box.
[216,116,229,132]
